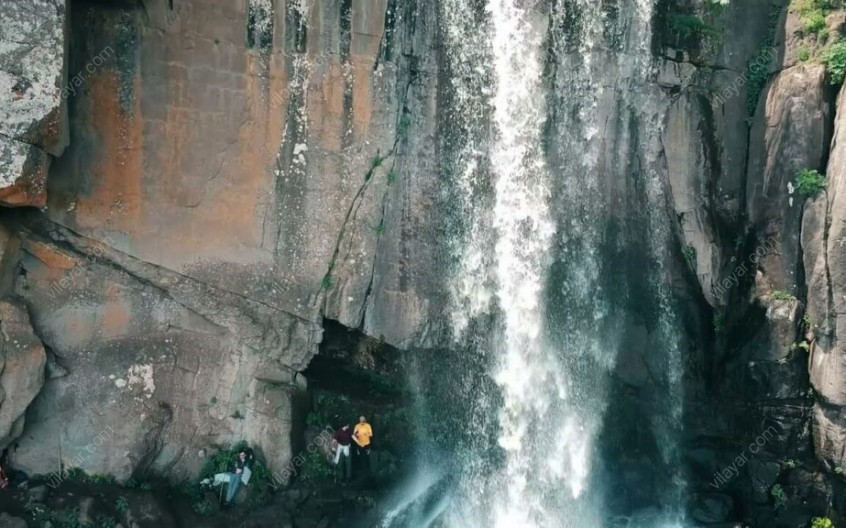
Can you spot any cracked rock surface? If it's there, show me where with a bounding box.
[0,0,67,206]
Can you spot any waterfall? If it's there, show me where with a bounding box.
[426,0,688,526]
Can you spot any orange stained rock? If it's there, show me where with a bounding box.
[73,72,144,238]
[23,240,80,271]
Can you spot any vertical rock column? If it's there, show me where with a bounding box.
[803,85,846,477]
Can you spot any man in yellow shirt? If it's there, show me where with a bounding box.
[353,415,373,475]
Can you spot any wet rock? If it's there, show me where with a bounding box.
[749,459,781,503]
[28,484,48,502]
[0,513,27,528]
[78,496,95,526]
[691,493,733,523]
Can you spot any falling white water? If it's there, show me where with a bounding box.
[486,2,559,526]
[433,0,688,527]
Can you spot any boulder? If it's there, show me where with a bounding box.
[0,297,47,448]
[749,459,781,503]
[746,64,831,293]
[691,493,733,523]
[0,513,27,528]
[802,82,846,472]
[0,0,68,207]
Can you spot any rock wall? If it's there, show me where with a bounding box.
[0,0,68,207]
[0,0,844,524]
[0,0,445,482]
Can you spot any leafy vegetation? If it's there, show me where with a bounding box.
[322,258,336,289]
[704,0,728,16]
[746,7,781,116]
[771,290,795,301]
[26,504,85,528]
[795,169,827,198]
[297,450,334,483]
[791,340,811,351]
[713,314,725,333]
[799,44,811,61]
[822,40,846,84]
[115,496,129,513]
[192,498,215,515]
[307,392,353,428]
[668,14,721,42]
[783,458,797,469]
[683,245,696,266]
[811,517,835,528]
[397,112,412,138]
[770,483,787,508]
[387,167,397,186]
[795,0,834,37]
[97,516,118,528]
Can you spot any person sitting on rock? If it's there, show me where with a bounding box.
[200,447,254,506]
[332,424,353,483]
[0,461,8,490]
[223,448,253,506]
[353,415,373,475]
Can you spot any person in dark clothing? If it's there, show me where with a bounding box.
[224,448,253,506]
[0,446,26,489]
[332,424,353,482]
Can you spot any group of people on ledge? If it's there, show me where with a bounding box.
[331,415,373,483]
[199,416,374,506]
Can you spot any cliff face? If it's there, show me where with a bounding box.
[0,0,845,525]
[0,0,445,483]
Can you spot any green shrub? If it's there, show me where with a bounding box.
[669,14,721,41]
[297,450,333,483]
[772,290,794,301]
[98,516,118,528]
[823,40,846,84]
[704,0,728,16]
[115,496,129,513]
[795,0,834,36]
[791,340,811,351]
[713,314,725,333]
[746,7,781,116]
[783,458,797,469]
[307,392,352,428]
[770,483,787,508]
[683,245,696,266]
[795,169,827,198]
[192,499,215,515]
[811,517,834,528]
[804,11,827,34]
[799,45,811,61]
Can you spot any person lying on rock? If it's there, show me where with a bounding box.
[332,424,353,483]
[353,415,373,475]
[200,447,254,506]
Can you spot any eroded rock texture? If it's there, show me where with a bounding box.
[0,0,68,207]
[1,0,444,482]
